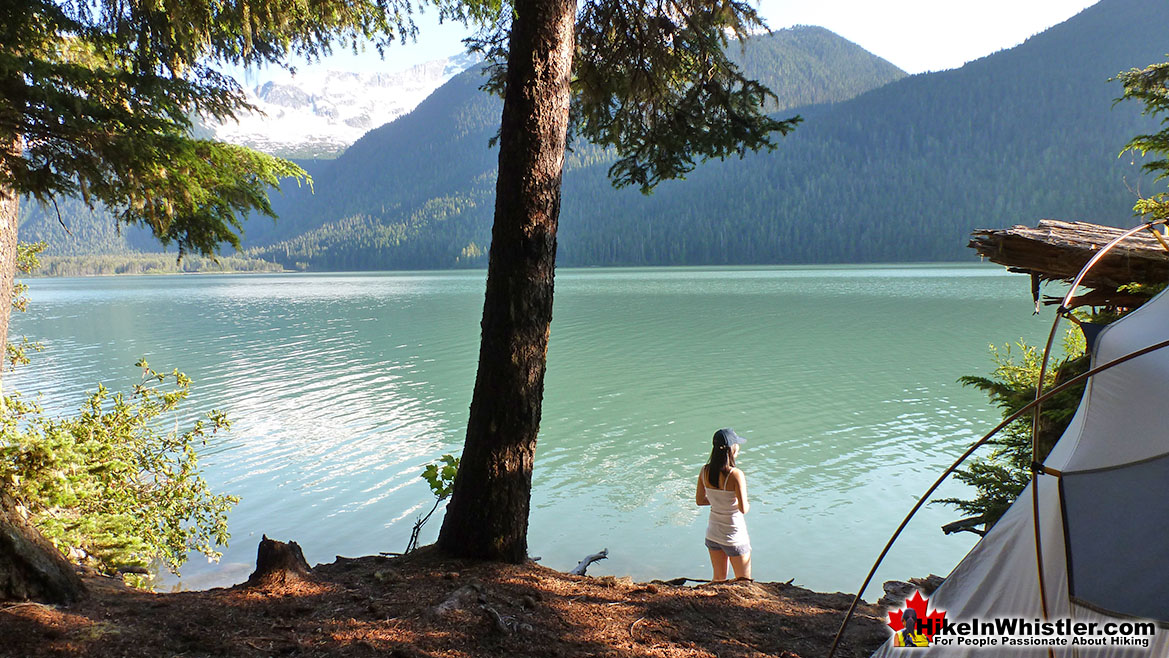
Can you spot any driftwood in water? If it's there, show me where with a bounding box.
[0,493,84,604]
[941,515,988,537]
[969,220,1169,291]
[568,548,608,576]
[245,535,312,587]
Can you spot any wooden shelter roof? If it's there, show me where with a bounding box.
[968,220,1169,292]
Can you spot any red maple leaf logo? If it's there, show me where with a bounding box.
[887,590,947,641]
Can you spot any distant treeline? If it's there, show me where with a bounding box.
[33,254,285,277]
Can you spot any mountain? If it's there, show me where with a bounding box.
[244,24,912,268]
[18,25,907,263]
[209,53,483,159]
[236,0,1169,270]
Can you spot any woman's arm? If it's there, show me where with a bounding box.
[733,469,750,514]
[696,468,710,506]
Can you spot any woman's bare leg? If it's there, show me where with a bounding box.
[729,552,752,580]
[708,549,729,582]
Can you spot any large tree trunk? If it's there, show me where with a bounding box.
[0,494,84,604]
[0,134,19,405]
[436,0,576,562]
[0,136,84,603]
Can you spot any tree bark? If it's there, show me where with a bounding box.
[244,535,313,587]
[0,493,84,603]
[0,134,20,406]
[436,0,576,562]
[0,136,85,604]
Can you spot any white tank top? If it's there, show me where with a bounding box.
[704,471,749,546]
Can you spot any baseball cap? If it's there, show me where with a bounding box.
[713,428,746,448]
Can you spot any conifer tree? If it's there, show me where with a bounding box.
[0,0,416,601]
[1117,60,1169,221]
[0,0,799,575]
[436,0,799,561]
[0,0,418,399]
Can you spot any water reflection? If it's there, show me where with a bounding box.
[10,265,1048,596]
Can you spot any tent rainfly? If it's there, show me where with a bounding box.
[870,284,1169,657]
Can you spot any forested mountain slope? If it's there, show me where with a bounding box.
[249,0,1169,270]
[556,0,1167,265]
[552,0,1169,265]
[24,0,1169,271]
[244,25,916,269]
[18,26,905,265]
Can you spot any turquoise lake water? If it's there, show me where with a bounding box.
[9,264,1059,597]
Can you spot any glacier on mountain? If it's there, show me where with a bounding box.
[211,52,481,158]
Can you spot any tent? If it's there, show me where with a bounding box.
[870,284,1169,657]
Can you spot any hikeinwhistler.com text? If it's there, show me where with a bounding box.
[922,617,1157,649]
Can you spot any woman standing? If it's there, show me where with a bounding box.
[696,428,751,581]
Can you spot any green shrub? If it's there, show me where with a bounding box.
[406,454,459,553]
[0,361,238,586]
[940,331,1088,531]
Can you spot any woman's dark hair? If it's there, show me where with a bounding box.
[706,442,736,487]
[901,607,919,645]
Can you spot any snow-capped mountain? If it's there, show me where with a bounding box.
[212,52,482,158]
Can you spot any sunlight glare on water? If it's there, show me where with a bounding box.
[10,264,1053,596]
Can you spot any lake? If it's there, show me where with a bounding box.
[9,264,1057,597]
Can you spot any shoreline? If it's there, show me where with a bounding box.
[0,546,892,657]
[23,259,1006,278]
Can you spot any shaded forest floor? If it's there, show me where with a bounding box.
[0,546,890,658]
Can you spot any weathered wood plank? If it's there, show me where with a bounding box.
[969,220,1169,290]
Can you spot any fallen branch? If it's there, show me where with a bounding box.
[941,515,988,537]
[484,605,532,634]
[0,602,53,613]
[568,548,608,576]
[428,584,483,617]
[659,577,711,586]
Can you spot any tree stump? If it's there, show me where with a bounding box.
[245,535,312,587]
[0,494,84,604]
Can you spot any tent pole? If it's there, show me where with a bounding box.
[826,336,1169,658]
[1027,218,1168,658]
[1030,475,1055,658]
[1033,219,1169,413]
[1030,304,1065,641]
[1031,218,1169,463]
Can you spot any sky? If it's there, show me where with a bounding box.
[760,0,1100,74]
[239,0,1101,83]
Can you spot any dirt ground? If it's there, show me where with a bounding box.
[0,546,891,658]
